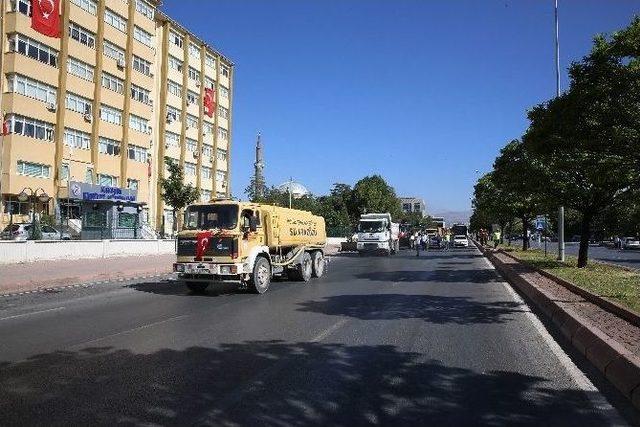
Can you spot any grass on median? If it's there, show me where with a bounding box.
[501,246,640,313]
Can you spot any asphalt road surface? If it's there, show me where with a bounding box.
[0,248,633,426]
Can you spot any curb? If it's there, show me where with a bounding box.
[478,243,640,409]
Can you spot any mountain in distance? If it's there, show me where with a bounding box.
[431,210,472,226]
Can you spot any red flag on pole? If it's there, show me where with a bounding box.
[195,230,213,260]
[32,0,62,38]
[2,114,9,136]
[204,88,216,118]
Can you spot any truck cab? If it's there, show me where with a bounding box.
[356,213,400,256]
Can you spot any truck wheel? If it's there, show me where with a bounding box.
[187,282,209,294]
[311,251,325,278]
[248,256,271,294]
[289,251,312,282]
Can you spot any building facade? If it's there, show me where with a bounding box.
[400,197,426,217]
[0,0,233,236]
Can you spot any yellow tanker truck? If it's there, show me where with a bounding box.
[173,199,327,294]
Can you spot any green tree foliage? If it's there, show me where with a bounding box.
[159,157,199,233]
[350,175,402,219]
[524,17,640,267]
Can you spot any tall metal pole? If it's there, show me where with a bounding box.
[555,0,565,262]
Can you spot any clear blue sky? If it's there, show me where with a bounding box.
[162,0,638,213]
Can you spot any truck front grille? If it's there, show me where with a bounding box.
[177,237,235,257]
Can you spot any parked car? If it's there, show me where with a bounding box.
[453,235,469,248]
[428,235,442,249]
[1,224,71,241]
[622,237,640,250]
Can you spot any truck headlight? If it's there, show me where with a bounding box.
[173,263,185,273]
[220,265,238,275]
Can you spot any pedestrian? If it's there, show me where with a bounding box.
[422,232,429,252]
[444,231,451,251]
[492,229,501,249]
[415,232,422,256]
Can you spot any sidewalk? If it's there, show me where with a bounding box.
[0,255,175,296]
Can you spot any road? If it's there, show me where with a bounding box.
[524,241,640,270]
[0,248,632,426]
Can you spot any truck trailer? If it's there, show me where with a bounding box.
[356,213,400,256]
[173,200,327,294]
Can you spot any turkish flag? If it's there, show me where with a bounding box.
[195,230,213,260]
[2,114,9,136]
[204,88,216,118]
[32,0,62,38]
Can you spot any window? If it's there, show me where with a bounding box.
[103,40,125,62]
[99,137,121,156]
[98,174,118,187]
[189,43,201,60]
[218,127,228,141]
[129,114,150,134]
[67,57,94,81]
[216,170,227,182]
[186,138,197,152]
[133,26,153,48]
[205,54,216,68]
[169,31,183,48]
[216,149,227,161]
[64,128,91,150]
[186,114,198,129]
[10,0,31,15]
[71,0,97,15]
[220,86,229,99]
[200,189,212,203]
[85,167,94,184]
[414,203,421,212]
[184,162,196,176]
[201,166,212,180]
[60,163,70,181]
[66,92,92,115]
[131,84,151,105]
[168,56,183,72]
[69,22,96,48]
[8,33,58,67]
[186,90,198,106]
[205,77,215,89]
[118,212,138,228]
[100,104,123,125]
[221,65,230,77]
[218,106,229,119]
[166,106,180,122]
[7,74,57,105]
[167,80,182,97]
[165,131,180,147]
[104,9,127,32]
[5,114,54,141]
[203,122,214,135]
[135,0,154,20]
[127,178,140,190]
[17,161,50,178]
[188,67,200,82]
[102,72,124,94]
[128,145,148,162]
[202,144,213,158]
[133,55,152,76]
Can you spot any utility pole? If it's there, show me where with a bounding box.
[555,0,565,262]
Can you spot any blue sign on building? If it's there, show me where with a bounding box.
[69,182,137,202]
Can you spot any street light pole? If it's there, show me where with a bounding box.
[555,0,565,262]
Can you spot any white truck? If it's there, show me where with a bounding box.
[356,213,400,256]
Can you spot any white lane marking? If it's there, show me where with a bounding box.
[311,318,349,343]
[478,252,627,425]
[0,306,65,321]
[73,314,190,347]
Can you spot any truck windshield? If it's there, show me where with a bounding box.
[359,221,386,233]
[184,205,239,230]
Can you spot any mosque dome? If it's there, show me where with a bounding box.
[277,181,310,199]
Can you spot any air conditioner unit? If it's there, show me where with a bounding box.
[165,143,170,149]
[209,156,214,163]
[195,81,201,88]
[185,124,190,130]
[46,102,57,112]
[166,115,174,124]
[186,100,191,107]
[193,152,199,158]
[83,113,93,123]
[117,58,125,69]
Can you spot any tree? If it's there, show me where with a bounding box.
[523,17,640,267]
[350,175,401,219]
[245,175,268,203]
[159,157,199,234]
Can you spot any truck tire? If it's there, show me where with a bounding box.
[247,256,271,294]
[289,251,312,282]
[187,282,209,294]
[311,251,325,278]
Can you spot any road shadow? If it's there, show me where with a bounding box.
[0,341,611,426]
[354,269,502,284]
[129,280,244,297]
[297,294,524,325]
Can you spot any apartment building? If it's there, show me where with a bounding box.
[400,197,426,217]
[0,0,233,236]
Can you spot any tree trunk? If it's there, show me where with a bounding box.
[172,208,177,236]
[577,212,593,268]
[522,216,529,251]
[499,222,506,244]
